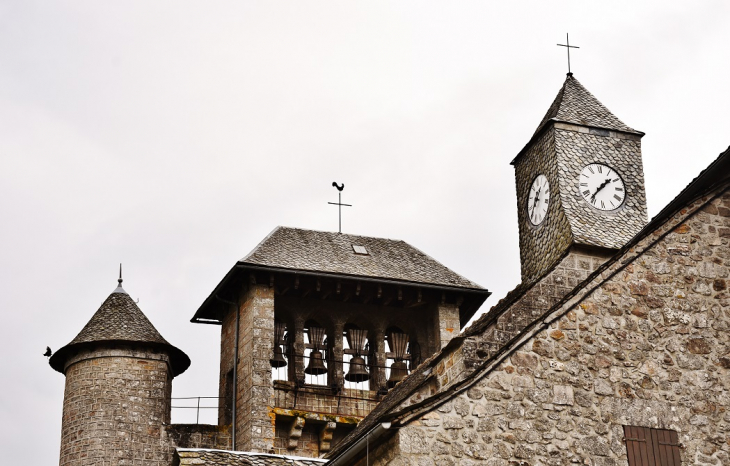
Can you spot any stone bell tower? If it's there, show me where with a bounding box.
[192,227,490,458]
[512,73,648,283]
[50,275,190,466]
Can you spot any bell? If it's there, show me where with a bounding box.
[271,321,288,368]
[270,345,287,368]
[345,355,370,383]
[387,361,408,388]
[305,350,328,375]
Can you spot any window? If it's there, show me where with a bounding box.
[384,327,410,389]
[271,321,289,381]
[623,425,682,466]
[303,321,328,385]
[343,325,370,390]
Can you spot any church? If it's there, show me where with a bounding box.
[49,73,730,466]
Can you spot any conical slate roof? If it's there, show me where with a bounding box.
[532,74,642,137]
[50,285,190,376]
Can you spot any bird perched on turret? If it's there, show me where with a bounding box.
[332,182,344,191]
[44,346,52,357]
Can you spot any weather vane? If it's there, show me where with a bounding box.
[557,33,579,75]
[328,182,351,234]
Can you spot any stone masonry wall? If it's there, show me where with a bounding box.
[515,126,574,283]
[218,300,236,427]
[437,303,461,350]
[236,284,276,452]
[463,248,611,374]
[393,248,610,415]
[59,346,173,466]
[367,188,730,465]
[554,125,647,250]
[164,424,232,450]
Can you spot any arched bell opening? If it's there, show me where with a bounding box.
[303,320,328,386]
[385,327,411,389]
[271,320,290,382]
[343,324,370,390]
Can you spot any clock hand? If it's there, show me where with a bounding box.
[590,178,612,202]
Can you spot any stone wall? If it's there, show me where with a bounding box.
[554,125,647,250]
[514,126,573,282]
[363,188,730,465]
[237,284,277,452]
[437,303,461,350]
[59,346,173,466]
[463,247,611,374]
[164,424,232,450]
[273,384,379,419]
[217,282,278,452]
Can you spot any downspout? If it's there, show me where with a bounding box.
[216,295,239,451]
[327,422,391,466]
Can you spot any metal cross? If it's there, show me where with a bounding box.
[557,33,579,75]
[328,182,352,233]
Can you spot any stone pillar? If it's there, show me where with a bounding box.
[235,284,276,453]
[59,346,173,466]
[292,316,305,385]
[331,320,344,391]
[218,303,237,426]
[371,327,386,392]
[437,303,460,349]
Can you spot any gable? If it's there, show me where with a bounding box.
[340,184,730,465]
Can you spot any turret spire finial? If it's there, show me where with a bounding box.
[114,263,128,294]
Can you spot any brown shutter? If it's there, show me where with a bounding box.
[624,425,653,466]
[624,426,682,466]
[654,428,681,466]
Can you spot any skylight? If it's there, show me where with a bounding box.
[352,245,369,255]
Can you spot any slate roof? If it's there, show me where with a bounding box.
[49,284,190,376]
[175,449,326,466]
[242,227,483,289]
[532,74,641,137]
[192,227,489,323]
[326,145,730,462]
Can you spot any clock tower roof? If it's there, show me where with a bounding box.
[533,74,642,138]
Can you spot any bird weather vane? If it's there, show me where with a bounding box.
[328,182,351,233]
[557,33,579,75]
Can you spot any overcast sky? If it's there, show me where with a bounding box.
[2,2,729,463]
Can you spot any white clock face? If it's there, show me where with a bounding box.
[527,174,550,225]
[579,163,626,211]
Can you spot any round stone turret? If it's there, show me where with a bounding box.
[50,281,190,466]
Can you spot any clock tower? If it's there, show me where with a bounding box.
[512,73,648,283]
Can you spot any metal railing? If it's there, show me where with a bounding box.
[171,396,221,424]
